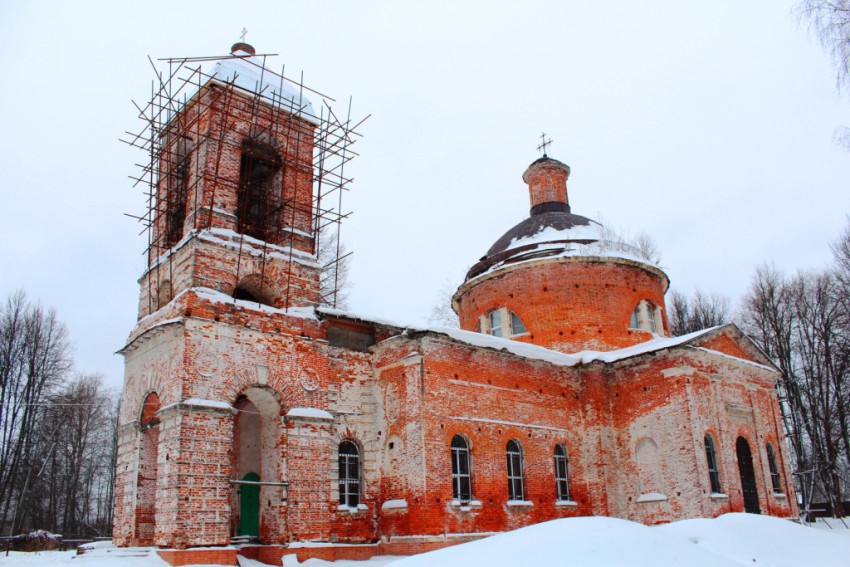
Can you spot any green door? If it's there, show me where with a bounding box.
[239,472,260,537]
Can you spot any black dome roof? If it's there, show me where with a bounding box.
[466,209,603,280]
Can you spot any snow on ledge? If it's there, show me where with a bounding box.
[710,492,729,500]
[636,492,668,503]
[555,500,578,507]
[286,407,334,421]
[336,503,369,514]
[381,499,409,510]
[506,500,534,507]
[159,397,235,414]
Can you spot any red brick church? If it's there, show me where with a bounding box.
[113,44,796,564]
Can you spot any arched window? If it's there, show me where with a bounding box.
[165,136,192,248]
[237,137,281,241]
[338,440,360,507]
[704,434,722,494]
[506,440,525,501]
[554,444,571,501]
[480,308,528,338]
[451,435,471,503]
[766,443,782,494]
[630,300,663,335]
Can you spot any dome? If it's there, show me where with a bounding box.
[467,210,604,279]
[454,155,670,353]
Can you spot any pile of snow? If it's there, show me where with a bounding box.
[389,514,849,567]
[3,515,847,567]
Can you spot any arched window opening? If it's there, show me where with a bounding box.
[165,136,193,248]
[480,308,528,338]
[554,444,571,501]
[233,274,279,308]
[451,435,472,504]
[704,434,722,494]
[766,443,782,494]
[338,440,360,507]
[506,440,525,501]
[237,138,281,241]
[135,392,161,545]
[630,300,664,336]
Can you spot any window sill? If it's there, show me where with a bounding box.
[636,492,668,503]
[337,503,369,514]
[506,500,534,508]
[450,499,482,511]
[555,500,578,508]
[709,492,729,501]
[772,492,787,500]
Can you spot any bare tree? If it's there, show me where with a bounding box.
[317,228,352,310]
[797,1,850,149]
[0,291,71,535]
[798,0,850,92]
[427,279,461,329]
[740,256,850,517]
[667,289,732,336]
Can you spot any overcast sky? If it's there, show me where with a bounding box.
[1,0,848,392]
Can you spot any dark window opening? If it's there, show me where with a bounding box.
[705,434,722,494]
[766,443,782,493]
[451,435,471,503]
[237,139,281,242]
[506,439,524,501]
[165,137,192,248]
[234,287,259,303]
[554,444,571,501]
[338,440,360,507]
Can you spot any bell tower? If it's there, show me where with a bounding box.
[135,42,323,319]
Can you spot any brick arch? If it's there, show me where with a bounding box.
[231,385,283,543]
[135,391,161,546]
[233,273,281,308]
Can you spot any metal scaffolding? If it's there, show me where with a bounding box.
[122,46,367,312]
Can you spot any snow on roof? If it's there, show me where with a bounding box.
[507,223,603,250]
[201,227,319,268]
[477,238,664,282]
[318,308,765,370]
[192,287,319,319]
[210,55,319,124]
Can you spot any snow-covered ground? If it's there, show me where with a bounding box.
[1,514,847,567]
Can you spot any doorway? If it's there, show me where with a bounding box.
[736,437,761,514]
[239,472,260,537]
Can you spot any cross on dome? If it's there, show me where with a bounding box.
[537,132,553,157]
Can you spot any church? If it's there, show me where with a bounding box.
[113,43,796,565]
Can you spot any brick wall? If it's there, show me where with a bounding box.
[455,257,669,353]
